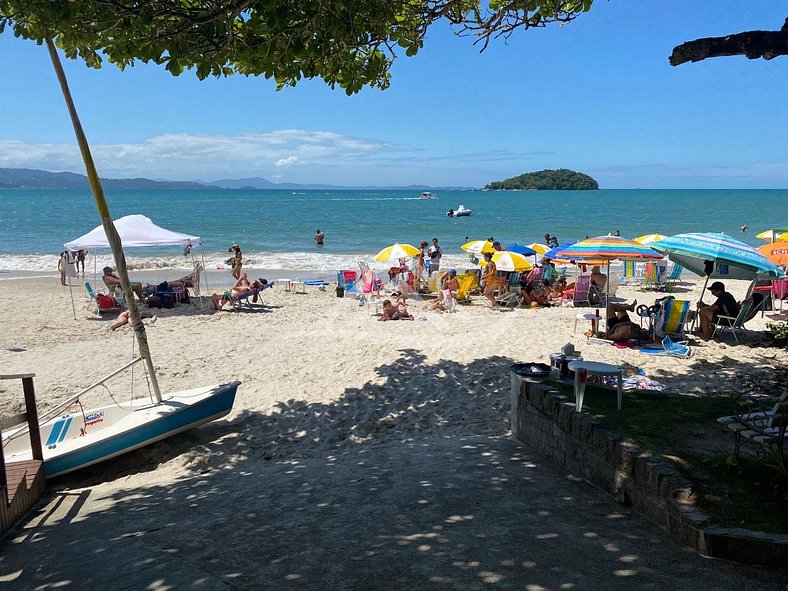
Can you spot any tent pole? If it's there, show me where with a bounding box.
[67,273,76,320]
[47,39,161,403]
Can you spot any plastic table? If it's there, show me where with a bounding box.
[574,312,601,334]
[567,360,623,412]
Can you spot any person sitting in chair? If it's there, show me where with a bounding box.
[211,274,266,311]
[439,269,460,310]
[697,281,739,341]
[103,266,144,300]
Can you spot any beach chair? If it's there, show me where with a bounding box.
[772,278,788,315]
[622,261,637,284]
[230,283,273,311]
[85,282,121,315]
[337,270,359,294]
[653,298,691,340]
[572,275,591,307]
[642,262,659,289]
[360,268,383,315]
[507,272,522,293]
[711,299,753,344]
[665,263,683,283]
[641,335,692,359]
[455,273,476,303]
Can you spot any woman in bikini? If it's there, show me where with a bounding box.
[211,273,254,310]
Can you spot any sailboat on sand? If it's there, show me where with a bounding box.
[1,42,240,479]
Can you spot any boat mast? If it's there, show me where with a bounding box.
[45,39,162,403]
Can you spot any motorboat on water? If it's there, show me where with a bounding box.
[446,205,472,217]
[419,191,438,199]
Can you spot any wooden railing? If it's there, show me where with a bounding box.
[0,374,44,506]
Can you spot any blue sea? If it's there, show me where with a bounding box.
[0,188,786,273]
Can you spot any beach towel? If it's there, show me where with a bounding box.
[640,335,691,358]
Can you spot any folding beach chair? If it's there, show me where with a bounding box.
[641,335,692,358]
[653,298,691,340]
[665,263,683,283]
[230,283,273,311]
[572,275,591,307]
[622,261,638,285]
[456,273,477,303]
[642,262,659,289]
[712,300,753,344]
[85,282,121,315]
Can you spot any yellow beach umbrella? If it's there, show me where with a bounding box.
[373,243,421,261]
[634,234,668,245]
[526,243,550,255]
[461,239,495,254]
[756,229,788,242]
[491,251,533,272]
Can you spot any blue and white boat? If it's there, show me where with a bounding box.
[3,359,239,478]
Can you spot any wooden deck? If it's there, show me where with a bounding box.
[1,460,46,534]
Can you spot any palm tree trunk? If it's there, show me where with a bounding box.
[45,38,161,402]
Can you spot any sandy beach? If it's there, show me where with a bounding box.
[0,272,787,588]
[1,272,786,450]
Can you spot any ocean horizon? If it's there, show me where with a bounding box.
[1,188,785,273]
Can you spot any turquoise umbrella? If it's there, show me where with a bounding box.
[650,233,784,281]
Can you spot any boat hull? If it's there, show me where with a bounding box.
[3,381,240,478]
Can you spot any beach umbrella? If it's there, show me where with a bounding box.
[506,243,537,256]
[634,233,668,245]
[756,229,788,242]
[650,233,784,283]
[757,241,788,267]
[461,239,495,254]
[526,243,551,255]
[373,243,421,261]
[553,236,663,327]
[491,251,533,272]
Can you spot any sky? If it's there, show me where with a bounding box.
[0,2,787,189]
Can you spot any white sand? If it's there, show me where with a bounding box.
[0,274,785,481]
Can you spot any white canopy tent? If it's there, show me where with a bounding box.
[64,215,206,318]
[65,214,201,250]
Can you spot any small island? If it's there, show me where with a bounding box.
[485,169,599,191]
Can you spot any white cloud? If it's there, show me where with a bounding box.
[275,155,299,168]
[0,130,389,181]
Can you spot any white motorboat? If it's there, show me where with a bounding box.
[446,205,472,217]
[419,191,438,199]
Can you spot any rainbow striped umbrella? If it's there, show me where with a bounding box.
[552,235,663,262]
[553,236,662,324]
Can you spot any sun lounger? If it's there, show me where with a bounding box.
[640,335,691,358]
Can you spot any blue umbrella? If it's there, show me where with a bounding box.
[543,241,576,260]
[506,243,537,256]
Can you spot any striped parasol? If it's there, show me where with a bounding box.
[461,239,495,254]
[490,251,533,272]
[650,233,784,279]
[634,233,668,245]
[756,229,788,242]
[526,243,551,255]
[373,243,421,261]
[553,236,662,326]
[552,235,663,262]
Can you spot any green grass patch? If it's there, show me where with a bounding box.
[546,380,788,533]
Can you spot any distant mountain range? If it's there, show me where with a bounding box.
[0,167,473,191]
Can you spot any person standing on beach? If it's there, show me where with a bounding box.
[314,229,325,246]
[58,251,68,286]
[75,249,86,277]
[428,238,442,276]
[229,243,243,279]
[415,241,428,289]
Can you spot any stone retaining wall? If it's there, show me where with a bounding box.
[511,378,788,566]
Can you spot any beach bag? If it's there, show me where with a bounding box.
[96,294,117,310]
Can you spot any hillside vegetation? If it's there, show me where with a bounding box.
[485,169,599,190]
